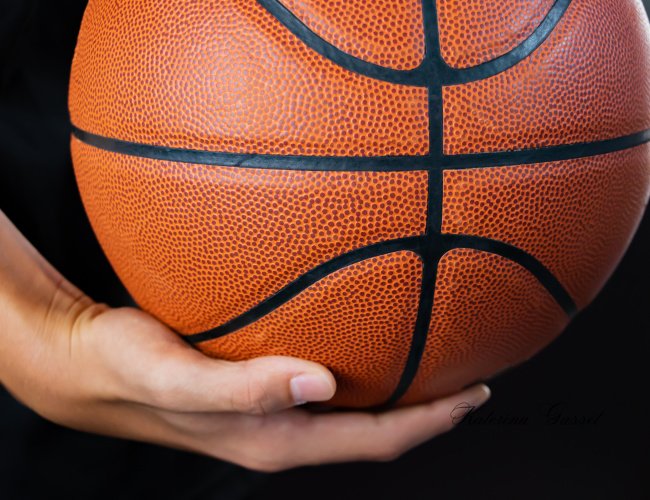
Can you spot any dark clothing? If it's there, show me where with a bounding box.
[0,2,267,498]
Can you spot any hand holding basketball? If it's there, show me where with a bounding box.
[0,211,490,472]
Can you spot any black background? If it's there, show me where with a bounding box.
[1,1,649,499]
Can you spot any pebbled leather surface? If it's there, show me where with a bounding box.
[71,137,428,334]
[399,249,569,405]
[437,0,555,69]
[199,252,423,408]
[69,0,429,157]
[443,144,650,308]
[70,0,650,407]
[279,0,425,70]
[443,0,650,154]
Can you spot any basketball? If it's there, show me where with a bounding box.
[68,0,650,408]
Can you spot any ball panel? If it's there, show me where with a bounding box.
[69,0,429,157]
[437,0,555,69]
[398,249,568,406]
[278,0,425,70]
[442,144,650,308]
[71,138,429,334]
[443,0,650,155]
[197,251,423,408]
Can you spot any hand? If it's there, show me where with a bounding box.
[0,211,490,472]
[5,302,490,472]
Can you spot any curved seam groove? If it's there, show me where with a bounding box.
[184,236,425,344]
[70,124,430,171]
[71,125,650,172]
[379,248,440,409]
[256,0,429,86]
[442,234,578,317]
[440,0,572,85]
[441,129,650,167]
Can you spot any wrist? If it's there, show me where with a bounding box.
[0,210,94,387]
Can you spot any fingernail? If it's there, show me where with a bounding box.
[449,385,491,426]
[471,384,491,408]
[290,374,334,405]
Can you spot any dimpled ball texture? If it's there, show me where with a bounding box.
[69,0,650,408]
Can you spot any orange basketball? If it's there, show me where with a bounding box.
[69,0,650,408]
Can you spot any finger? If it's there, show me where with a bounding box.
[229,384,491,471]
[136,346,337,415]
[93,308,336,415]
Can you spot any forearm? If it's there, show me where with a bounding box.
[0,209,92,387]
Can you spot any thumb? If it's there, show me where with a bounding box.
[221,356,337,414]
[146,351,337,415]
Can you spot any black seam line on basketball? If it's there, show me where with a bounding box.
[379,249,440,409]
[439,0,572,85]
[256,0,571,88]
[380,230,579,410]
[381,175,444,408]
[70,124,429,171]
[256,0,430,86]
[442,234,578,317]
[379,1,445,410]
[71,125,650,172]
[443,129,650,169]
[184,236,426,344]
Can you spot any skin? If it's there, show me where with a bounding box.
[0,209,490,472]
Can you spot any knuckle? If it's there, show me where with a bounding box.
[230,378,272,415]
